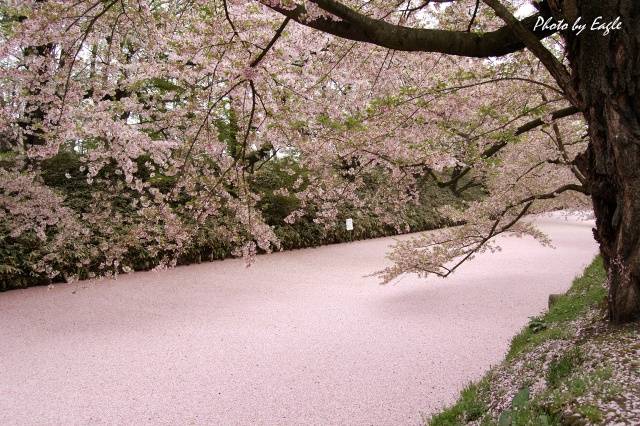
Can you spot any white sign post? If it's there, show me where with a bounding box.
[345,218,354,231]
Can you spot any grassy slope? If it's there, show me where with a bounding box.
[427,257,640,425]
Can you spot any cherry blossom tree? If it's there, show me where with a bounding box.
[257,0,639,322]
[1,1,637,322]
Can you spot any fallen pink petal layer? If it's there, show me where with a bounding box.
[0,214,597,425]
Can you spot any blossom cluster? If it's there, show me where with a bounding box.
[0,0,588,281]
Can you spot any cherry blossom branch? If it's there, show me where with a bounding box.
[378,183,586,283]
[58,0,119,119]
[223,0,240,37]
[545,120,587,185]
[250,17,291,68]
[180,80,245,174]
[480,105,579,158]
[481,0,580,107]
[393,104,579,192]
[439,104,580,193]
[441,201,533,277]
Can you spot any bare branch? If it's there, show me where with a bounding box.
[262,0,556,58]
[467,0,480,32]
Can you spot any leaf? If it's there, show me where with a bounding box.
[498,409,512,426]
[528,316,548,333]
[511,386,530,409]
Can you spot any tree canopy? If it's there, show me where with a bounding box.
[0,1,598,286]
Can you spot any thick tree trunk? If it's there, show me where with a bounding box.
[561,0,640,322]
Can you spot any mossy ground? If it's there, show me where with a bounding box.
[427,257,640,425]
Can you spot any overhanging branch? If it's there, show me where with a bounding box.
[481,105,580,158]
[261,0,556,58]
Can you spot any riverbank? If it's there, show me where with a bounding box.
[428,257,640,425]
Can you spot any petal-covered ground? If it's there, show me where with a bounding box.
[0,214,598,425]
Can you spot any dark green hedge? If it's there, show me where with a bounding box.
[1,152,469,290]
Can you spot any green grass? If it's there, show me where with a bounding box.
[506,257,607,360]
[428,382,489,426]
[426,256,608,426]
[543,366,619,423]
[546,348,583,387]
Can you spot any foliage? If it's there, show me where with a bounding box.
[1,149,462,289]
[0,0,590,286]
[545,348,583,387]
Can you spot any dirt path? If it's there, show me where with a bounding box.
[0,214,598,425]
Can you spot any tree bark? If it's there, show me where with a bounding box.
[561,0,640,322]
